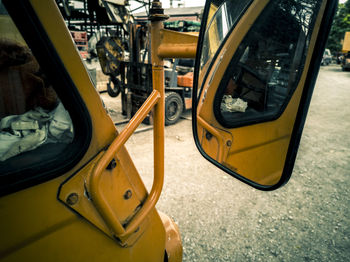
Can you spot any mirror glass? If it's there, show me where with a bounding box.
[194,0,324,188]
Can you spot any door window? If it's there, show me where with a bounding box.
[0,1,90,195]
[213,0,322,128]
[200,0,252,72]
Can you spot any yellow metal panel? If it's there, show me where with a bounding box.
[158,29,198,58]
[1,196,165,262]
[1,0,170,261]
[342,31,350,53]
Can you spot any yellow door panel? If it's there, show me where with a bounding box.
[1,182,165,262]
[224,136,290,185]
[0,176,164,262]
[193,0,337,189]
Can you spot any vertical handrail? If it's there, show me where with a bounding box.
[89,0,189,241]
[89,90,161,237]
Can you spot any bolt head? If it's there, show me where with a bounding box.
[107,159,117,170]
[123,190,132,200]
[66,193,79,205]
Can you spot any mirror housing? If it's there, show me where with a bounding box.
[192,0,337,190]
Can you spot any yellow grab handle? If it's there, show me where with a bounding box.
[90,90,162,238]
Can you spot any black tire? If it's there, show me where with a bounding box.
[107,77,121,97]
[165,92,183,126]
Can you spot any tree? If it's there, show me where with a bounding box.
[327,0,350,53]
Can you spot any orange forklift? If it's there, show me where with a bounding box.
[96,19,197,125]
[0,0,337,261]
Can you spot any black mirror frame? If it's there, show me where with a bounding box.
[192,0,338,191]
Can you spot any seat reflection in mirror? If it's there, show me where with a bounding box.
[220,95,247,113]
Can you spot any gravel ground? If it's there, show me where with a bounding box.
[102,64,350,261]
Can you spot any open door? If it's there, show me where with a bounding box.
[192,0,337,190]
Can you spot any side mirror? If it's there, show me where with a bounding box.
[192,0,337,190]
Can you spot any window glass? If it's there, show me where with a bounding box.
[200,0,252,71]
[214,0,322,127]
[0,4,74,173]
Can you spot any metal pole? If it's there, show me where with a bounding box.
[149,0,168,210]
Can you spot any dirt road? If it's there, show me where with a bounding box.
[102,64,350,261]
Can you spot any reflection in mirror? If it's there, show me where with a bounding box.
[214,0,322,128]
[195,0,324,187]
[200,0,252,72]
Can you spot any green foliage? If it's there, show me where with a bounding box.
[327,0,350,53]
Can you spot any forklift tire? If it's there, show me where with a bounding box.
[107,77,121,97]
[165,92,183,126]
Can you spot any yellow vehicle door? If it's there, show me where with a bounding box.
[0,1,180,261]
[192,0,337,189]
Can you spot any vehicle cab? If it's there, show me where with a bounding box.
[0,1,181,261]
